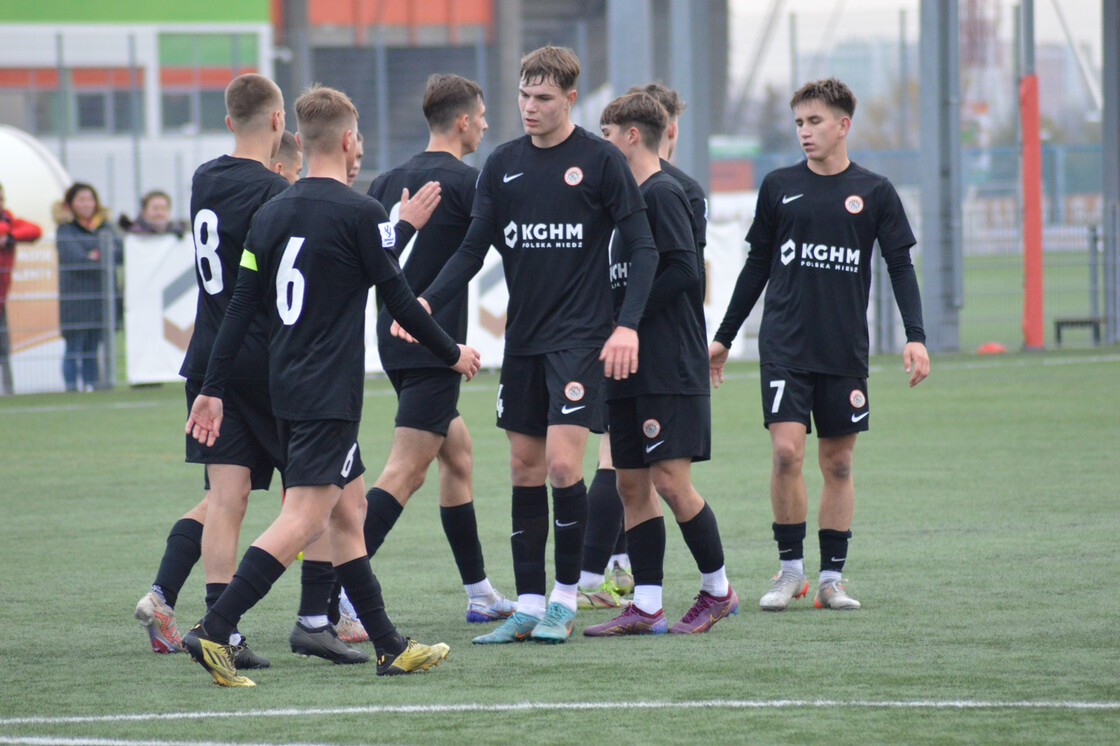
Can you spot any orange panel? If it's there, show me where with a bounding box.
[0,69,32,87]
[308,0,490,26]
[160,67,256,87]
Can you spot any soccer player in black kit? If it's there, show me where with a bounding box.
[182,85,480,686]
[578,82,711,608]
[134,74,292,666]
[398,46,659,644]
[356,73,515,626]
[709,78,930,612]
[582,92,736,636]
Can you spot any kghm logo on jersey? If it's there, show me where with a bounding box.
[781,236,861,273]
[564,166,583,186]
[504,220,584,249]
[642,419,661,438]
[565,381,585,402]
[845,195,864,214]
[849,389,866,408]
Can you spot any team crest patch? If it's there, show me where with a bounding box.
[844,195,864,214]
[564,381,585,402]
[849,389,866,408]
[378,221,396,248]
[642,419,661,439]
[564,167,584,186]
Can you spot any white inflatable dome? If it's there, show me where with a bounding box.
[0,125,71,231]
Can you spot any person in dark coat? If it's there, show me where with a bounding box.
[54,182,121,391]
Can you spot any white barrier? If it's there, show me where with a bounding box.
[124,222,763,385]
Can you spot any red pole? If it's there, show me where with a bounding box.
[1020,73,1045,349]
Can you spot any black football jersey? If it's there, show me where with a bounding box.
[746,161,917,377]
[368,151,476,370]
[179,156,290,382]
[607,172,707,399]
[243,178,419,420]
[660,159,707,253]
[471,126,645,354]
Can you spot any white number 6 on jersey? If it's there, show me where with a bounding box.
[276,236,306,325]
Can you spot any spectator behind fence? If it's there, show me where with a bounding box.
[118,190,188,238]
[0,182,43,396]
[54,182,122,392]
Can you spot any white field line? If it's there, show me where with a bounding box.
[3,698,1119,729]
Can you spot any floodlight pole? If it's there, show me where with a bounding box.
[1103,0,1120,344]
[918,0,962,352]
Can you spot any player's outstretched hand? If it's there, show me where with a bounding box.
[903,341,930,387]
[601,326,639,380]
[708,341,730,388]
[397,181,441,231]
[452,344,481,381]
[186,394,224,447]
[390,297,432,343]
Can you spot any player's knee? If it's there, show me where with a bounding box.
[441,453,472,483]
[771,442,804,474]
[821,456,852,481]
[545,456,581,487]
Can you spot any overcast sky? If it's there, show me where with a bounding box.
[728,0,1103,90]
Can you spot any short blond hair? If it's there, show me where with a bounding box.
[295,85,358,155]
[520,46,580,91]
[225,74,283,131]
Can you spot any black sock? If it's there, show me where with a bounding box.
[511,485,549,596]
[819,528,852,573]
[206,546,285,643]
[551,480,587,586]
[582,468,621,573]
[334,557,404,657]
[677,502,725,574]
[153,518,203,608]
[298,560,336,618]
[440,502,485,585]
[612,521,628,555]
[625,517,666,588]
[364,487,403,558]
[204,583,227,611]
[327,581,343,626]
[774,521,807,563]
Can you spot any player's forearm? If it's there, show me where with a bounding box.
[712,248,769,348]
[390,220,416,259]
[614,211,658,329]
[643,249,699,313]
[381,272,460,365]
[421,217,491,310]
[884,248,927,343]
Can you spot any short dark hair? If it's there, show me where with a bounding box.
[140,190,170,210]
[520,46,580,91]
[626,82,686,119]
[600,92,667,151]
[422,74,484,132]
[64,182,100,211]
[790,78,857,118]
[225,73,283,129]
[295,85,358,154]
